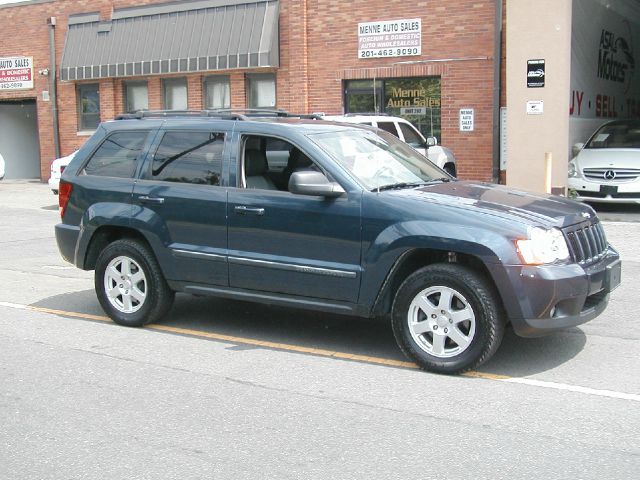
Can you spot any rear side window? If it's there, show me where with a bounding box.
[83,131,148,178]
[377,122,399,137]
[152,131,224,185]
[399,122,424,148]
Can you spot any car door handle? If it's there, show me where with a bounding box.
[139,195,165,205]
[234,205,265,216]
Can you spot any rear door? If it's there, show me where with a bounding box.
[133,125,230,286]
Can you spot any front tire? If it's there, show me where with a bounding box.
[392,263,504,374]
[95,239,174,327]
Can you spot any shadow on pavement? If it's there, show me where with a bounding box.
[31,291,587,376]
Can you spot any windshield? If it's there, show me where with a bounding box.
[586,122,640,149]
[309,128,448,190]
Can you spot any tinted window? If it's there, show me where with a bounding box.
[84,131,147,178]
[152,131,224,185]
[377,122,399,137]
[399,122,424,148]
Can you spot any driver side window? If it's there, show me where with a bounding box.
[241,135,318,191]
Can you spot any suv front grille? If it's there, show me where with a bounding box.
[583,168,640,182]
[563,220,608,265]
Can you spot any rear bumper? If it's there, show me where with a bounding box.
[490,247,621,337]
[55,223,81,266]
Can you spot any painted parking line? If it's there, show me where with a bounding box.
[2,301,640,403]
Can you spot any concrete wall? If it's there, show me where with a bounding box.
[0,101,41,179]
[506,0,572,192]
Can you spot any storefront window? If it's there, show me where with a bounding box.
[77,83,100,131]
[344,77,441,142]
[204,76,230,109]
[163,78,188,110]
[124,81,149,113]
[247,73,276,108]
[344,80,383,114]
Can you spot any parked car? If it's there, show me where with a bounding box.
[323,114,457,176]
[48,150,77,194]
[55,110,620,374]
[568,119,640,204]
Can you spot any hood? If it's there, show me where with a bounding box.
[575,148,640,169]
[388,181,595,228]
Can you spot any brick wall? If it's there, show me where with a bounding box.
[0,0,499,181]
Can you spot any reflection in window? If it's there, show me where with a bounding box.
[77,83,100,131]
[83,131,148,178]
[152,131,224,185]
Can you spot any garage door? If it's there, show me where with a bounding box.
[0,100,40,179]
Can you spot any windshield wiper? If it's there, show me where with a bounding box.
[374,182,428,191]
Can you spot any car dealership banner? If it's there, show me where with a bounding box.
[570,0,640,144]
[358,18,421,59]
[0,56,34,90]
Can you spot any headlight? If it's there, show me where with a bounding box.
[568,160,578,178]
[516,227,570,265]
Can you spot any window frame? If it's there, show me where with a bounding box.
[246,72,277,108]
[124,80,149,113]
[81,130,150,179]
[162,77,188,110]
[76,83,100,132]
[145,129,227,186]
[203,75,231,110]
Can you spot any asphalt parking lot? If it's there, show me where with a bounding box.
[1,180,639,479]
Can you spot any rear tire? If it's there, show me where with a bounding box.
[392,263,504,374]
[95,239,174,327]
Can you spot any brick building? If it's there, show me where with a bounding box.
[0,0,502,181]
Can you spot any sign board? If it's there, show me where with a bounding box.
[459,108,474,131]
[400,107,427,115]
[527,59,545,87]
[0,56,34,90]
[358,19,421,59]
[526,100,544,114]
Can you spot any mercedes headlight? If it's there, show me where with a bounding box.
[568,160,578,178]
[516,227,570,265]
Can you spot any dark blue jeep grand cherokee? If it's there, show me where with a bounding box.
[55,111,621,374]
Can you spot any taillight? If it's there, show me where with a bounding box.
[59,180,73,219]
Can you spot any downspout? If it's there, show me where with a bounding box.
[491,0,503,183]
[48,16,61,159]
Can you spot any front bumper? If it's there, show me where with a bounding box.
[568,176,640,204]
[490,247,621,337]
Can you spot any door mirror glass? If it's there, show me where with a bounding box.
[288,171,345,197]
[426,136,438,147]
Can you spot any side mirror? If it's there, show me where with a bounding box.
[289,171,345,198]
[572,142,584,157]
[426,136,438,147]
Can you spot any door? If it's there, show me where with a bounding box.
[133,128,229,286]
[227,134,362,303]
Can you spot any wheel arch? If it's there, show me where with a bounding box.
[83,226,152,270]
[371,248,505,318]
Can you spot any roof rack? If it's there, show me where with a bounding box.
[114,109,323,121]
[343,112,389,117]
[209,108,322,119]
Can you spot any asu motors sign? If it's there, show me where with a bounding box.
[0,56,34,90]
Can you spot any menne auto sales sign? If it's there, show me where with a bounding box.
[358,19,421,59]
[0,57,34,90]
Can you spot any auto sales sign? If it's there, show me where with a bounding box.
[0,57,34,90]
[358,19,421,59]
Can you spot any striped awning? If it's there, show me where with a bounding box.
[60,0,279,81]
